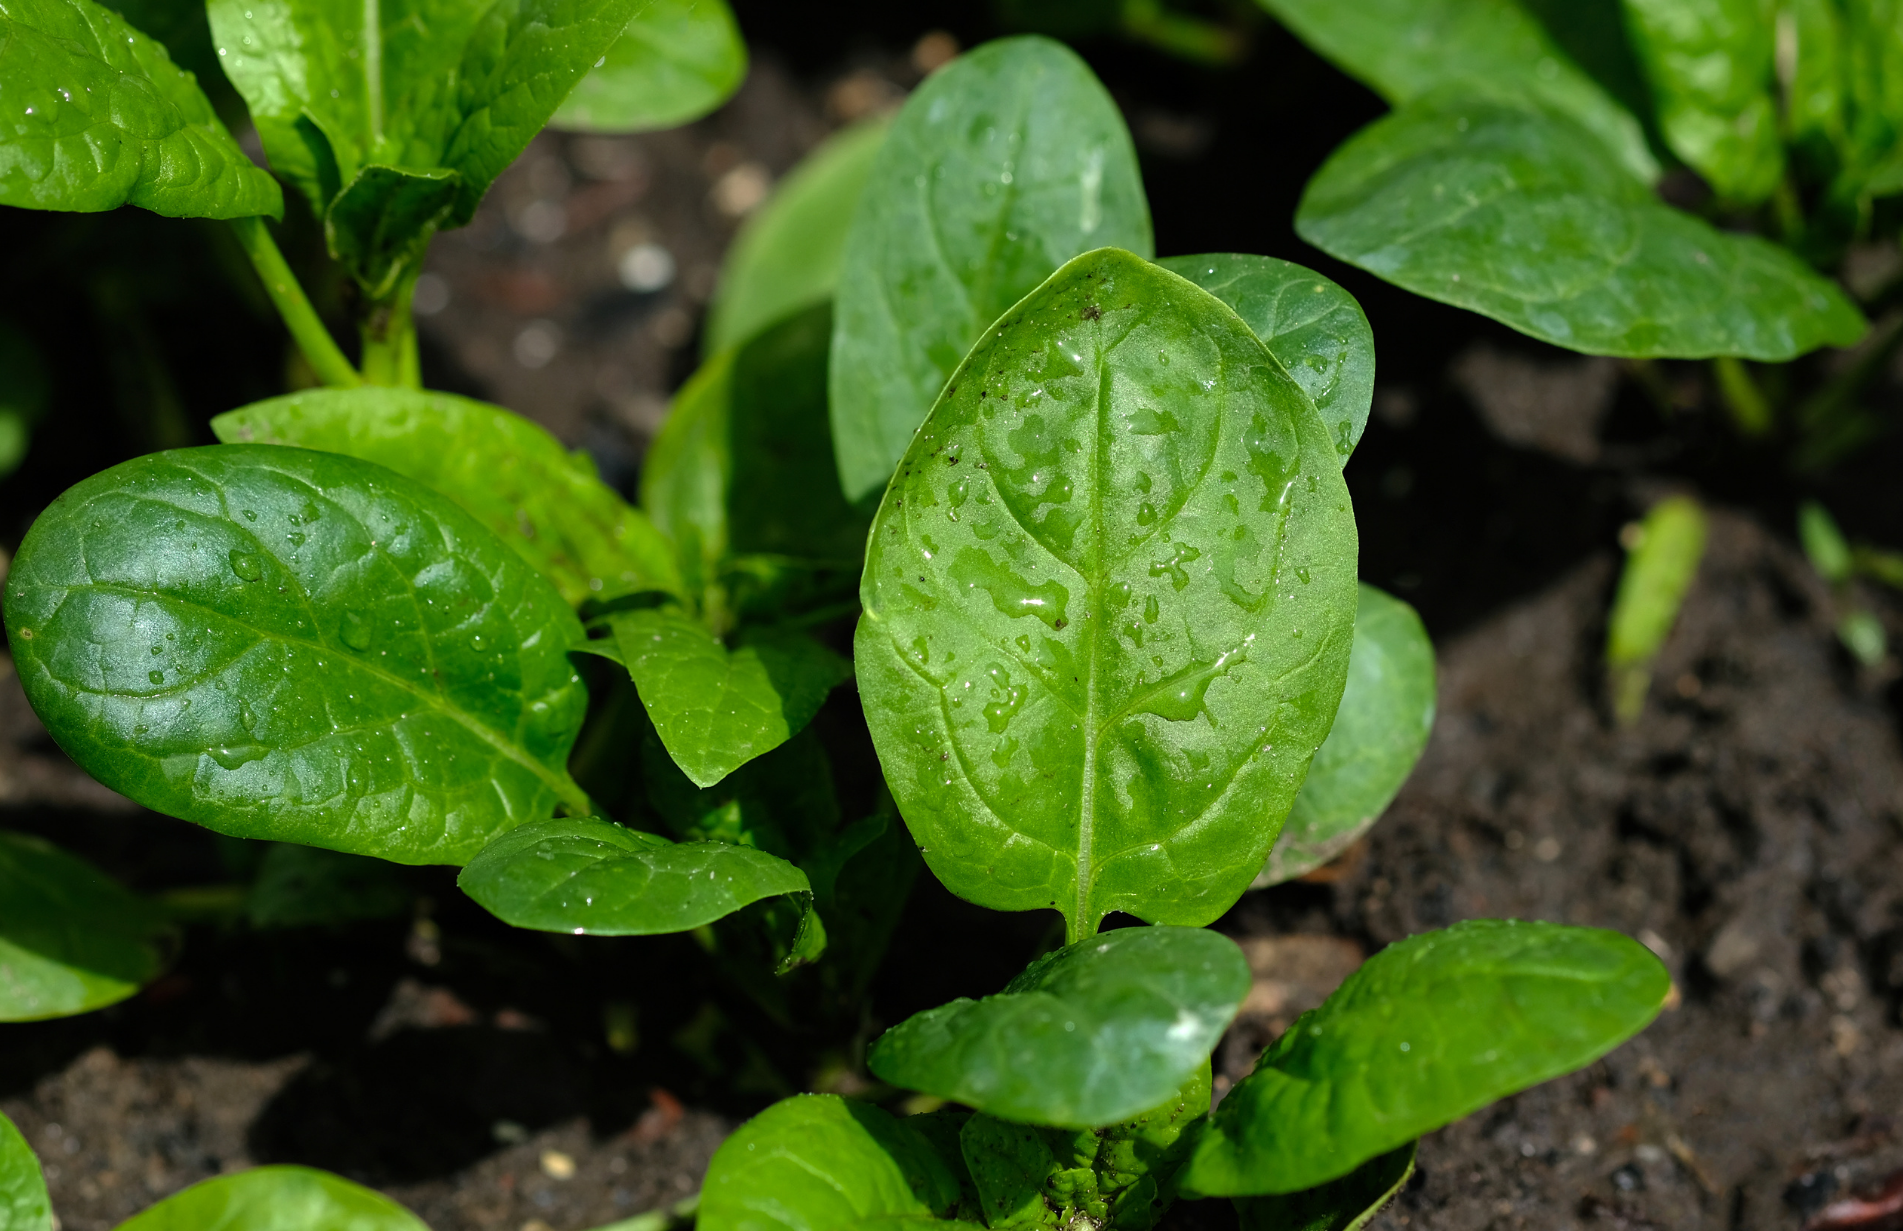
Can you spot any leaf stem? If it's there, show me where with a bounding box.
[229,216,361,388]
[360,266,421,387]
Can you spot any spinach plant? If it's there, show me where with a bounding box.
[2,26,1669,1231]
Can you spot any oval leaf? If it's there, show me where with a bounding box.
[1623,0,1783,203]
[3,445,590,865]
[1260,584,1434,886]
[0,831,170,1021]
[855,248,1359,936]
[867,926,1248,1129]
[1234,1142,1416,1231]
[1182,919,1670,1195]
[457,816,810,935]
[116,1165,428,1231]
[1158,254,1375,464]
[212,387,682,606]
[551,0,746,134]
[1,1112,53,1231]
[1296,96,1867,360]
[829,34,1154,503]
[0,0,282,218]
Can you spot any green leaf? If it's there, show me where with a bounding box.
[1262,585,1434,886]
[1621,0,1782,203]
[637,719,840,858]
[1840,0,1903,192]
[1233,1142,1415,1231]
[0,1113,51,1231]
[855,248,1358,937]
[115,1164,428,1230]
[0,0,282,218]
[699,1094,972,1231]
[1157,255,1376,464]
[1181,919,1669,1196]
[457,815,812,934]
[0,322,51,479]
[1799,500,1854,584]
[324,165,460,300]
[212,387,682,607]
[1255,0,1658,181]
[1606,494,1706,723]
[1783,0,1847,158]
[829,34,1154,504]
[246,842,410,929]
[803,806,923,999]
[0,831,169,1022]
[705,118,889,355]
[3,445,590,865]
[868,926,1248,1128]
[551,0,745,134]
[1296,95,1867,360]
[605,608,850,789]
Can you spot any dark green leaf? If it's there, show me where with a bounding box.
[212,387,682,606]
[1233,1142,1416,1231]
[1157,255,1375,464]
[803,805,923,1000]
[246,842,410,928]
[0,322,51,479]
[0,0,281,218]
[457,815,811,935]
[324,166,460,300]
[1256,0,1658,180]
[551,0,746,134]
[1182,919,1669,1195]
[0,831,169,1022]
[1296,96,1867,360]
[0,1112,51,1231]
[638,719,839,858]
[3,445,590,865]
[705,118,889,355]
[1262,585,1434,886]
[829,35,1153,503]
[855,248,1358,936]
[868,926,1248,1128]
[1622,0,1782,203]
[699,1094,972,1231]
[115,1164,429,1230]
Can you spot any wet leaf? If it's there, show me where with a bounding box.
[1233,1142,1416,1231]
[3,445,590,865]
[0,831,169,1022]
[1622,0,1782,203]
[868,926,1247,1128]
[1262,585,1434,886]
[552,0,745,133]
[115,1164,429,1230]
[855,248,1358,936]
[1297,96,1867,359]
[246,842,411,929]
[0,1112,51,1231]
[212,387,682,606]
[1158,254,1375,464]
[0,0,281,218]
[1182,919,1669,1195]
[829,35,1153,503]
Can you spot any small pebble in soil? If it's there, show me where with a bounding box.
[539,1150,576,1180]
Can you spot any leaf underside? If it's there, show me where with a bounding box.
[1233,1141,1417,1231]
[0,830,169,1021]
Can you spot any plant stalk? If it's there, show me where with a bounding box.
[360,266,422,387]
[228,216,361,388]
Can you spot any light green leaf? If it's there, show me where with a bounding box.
[829,35,1153,503]
[1157,254,1376,464]
[1296,96,1867,359]
[1182,920,1669,1196]
[246,842,410,928]
[1621,0,1782,202]
[115,1165,428,1230]
[1262,585,1434,886]
[0,1112,52,1231]
[0,0,281,218]
[212,387,682,607]
[869,926,1246,1129]
[457,815,811,934]
[1798,500,1853,584]
[1606,494,1706,723]
[1841,0,1903,191]
[3,445,590,865]
[1233,1142,1416,1231]
[1782,0,1846,157]
[0,831,169,1022]
[1255,0,1658,180]
[552,0,745,134]
[705,117,889,355]
[856,248,1358,937]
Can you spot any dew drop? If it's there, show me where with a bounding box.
[229,550,264,582]
[341,611,374,651]
[148,669,164,684]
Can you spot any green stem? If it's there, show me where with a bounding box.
[360,266,421,387]
[1711,356,1773,436]
[228,216,360,388]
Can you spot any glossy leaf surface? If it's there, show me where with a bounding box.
[1183,919,1669,1195]
[1297,97,1866,359]
[116,1165,429,1231]
[458,816,810,934]
[856,249,1358,936]
[830,35,1153,503]
[1233,1142,1416,1231]
[213,388,681,606]
[0,1112,51,1231]
[0,0,281,218]
[0,831,169,1021]
[1262,585,1434,886]
[1256,0,1658,180]
[1157,254,1375,464]
[552,0,745,133]
[1622,0,1782,202]
[4,446,589,865]
[705,118,889,354]
[699,1094,969,1231]
[869,926,1248,1128]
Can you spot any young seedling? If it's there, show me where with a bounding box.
[1798,500,1892,667]
[1606,495,1708,724]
